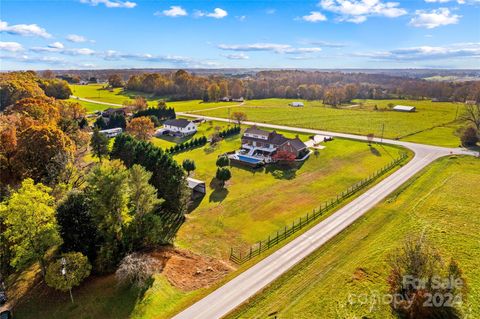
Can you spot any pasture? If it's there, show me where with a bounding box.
[228,156,480,319]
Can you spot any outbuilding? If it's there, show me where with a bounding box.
[289,102,304,107]
[393,105,416,112]
[187,177,206,198]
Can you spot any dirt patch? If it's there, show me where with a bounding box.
[148,247,235,291]
[352,267,368,281]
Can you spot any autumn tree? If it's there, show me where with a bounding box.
[272,150,296,166]
[232,111,247,125]
[127,116,155,141]
[124,96,148,112]
[460,126,479,146]
[9,96,60,125]
[0,179,62,276]
[208,83,220,102]
[13,125,75,185]
[108,74,124,88]
[0,71,46,110]
[182,159,196,176]
[39,79,72,99]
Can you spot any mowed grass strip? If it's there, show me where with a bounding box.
[227,156,480,319]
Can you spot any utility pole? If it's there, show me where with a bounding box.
[61,257,74,304]
[380,123,385,143]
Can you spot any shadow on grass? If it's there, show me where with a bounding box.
[208,178,229,203]
[158,211,185,244]
[369,146,381,157]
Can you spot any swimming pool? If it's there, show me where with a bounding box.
[237,155,263,164]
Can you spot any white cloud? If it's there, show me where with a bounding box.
[49,42,64,49]
[156,6,187,17]
[218,43,322,54]
[266,8,276,14]
[195,8,228,19]
[306,40,347,47]
[30,44,95,55]
[302,11,327,22]
[236,15,247,21]
[354,43,480,60]
[66,34,89,43]
[80,0,136,8]
[0,41,24,52]
[319,0,407,23]
[410,8,460,29]
[0,20,51,38]
[222,53,249,60]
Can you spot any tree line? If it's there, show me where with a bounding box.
[109,69,480,104]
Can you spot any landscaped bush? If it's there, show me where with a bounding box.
[166,136,207,154]
[218,126,241,138]
[132,107,176,122]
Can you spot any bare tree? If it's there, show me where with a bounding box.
[463,103,480,131]
[115,253,161,288]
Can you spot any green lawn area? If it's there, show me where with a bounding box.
[227,155,480,319]
[168,126,405,259]
[191,98,465,147]
[70,85,466,147]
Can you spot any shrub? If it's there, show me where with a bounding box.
[115,253,161,288]
[460,126,479,147]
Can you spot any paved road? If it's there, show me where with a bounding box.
[73,96,477,318]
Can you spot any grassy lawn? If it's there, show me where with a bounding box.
[192,98,465,147]
[69,85,466,147]
[167,124,405,259]
[227,155,480,319]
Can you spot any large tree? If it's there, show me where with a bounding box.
[13,125,75,185]
[90,128,110,162]
[56,190,98,261]
[0,179,62,276]
[216,167,232,188]
[126,116,155,141]
[108,74,124,88]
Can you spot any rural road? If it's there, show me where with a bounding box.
[73,96,477,318]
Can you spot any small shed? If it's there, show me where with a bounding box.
[393,105,416,112]
[187,177,206,197]
[289,102,304,107]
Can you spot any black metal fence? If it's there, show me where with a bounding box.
[229,152,408,264]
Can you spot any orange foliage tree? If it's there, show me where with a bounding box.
[126,116,155,141]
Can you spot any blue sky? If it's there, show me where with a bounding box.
[1,0,479,70]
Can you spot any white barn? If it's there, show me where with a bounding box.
[393,105,416,112]
[163,119,197,136]
[289,101,304,107]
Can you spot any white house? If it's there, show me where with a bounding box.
[99,127,123,138]
[393,105,416,112]
[289,101,304,107]
[163,119,197,136]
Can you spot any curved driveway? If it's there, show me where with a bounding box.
[72,96,477,318]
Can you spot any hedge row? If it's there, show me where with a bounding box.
[166,136,208,154]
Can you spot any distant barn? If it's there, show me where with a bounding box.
[289,102,304,107]
[393,105,416,112]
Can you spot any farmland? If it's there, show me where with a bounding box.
[12,120,408,319]
[227,156,480,319]
[70,85,466,147]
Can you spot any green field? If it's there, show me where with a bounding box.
[191,98,465,147]
[228,156,480,319]
[163,123,406,259]
[70,85,466,147]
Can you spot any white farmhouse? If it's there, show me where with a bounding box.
[163,119,197,136]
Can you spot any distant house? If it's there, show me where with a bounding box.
[102,107,127,118]
[289,102,304,107]
[99,127,122,138]
[242,126,307,158]
[465,100,476,105]
[393,105,416,112]
[163,119,197,136]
